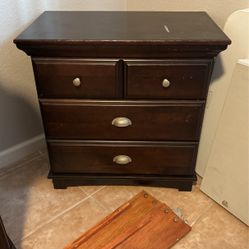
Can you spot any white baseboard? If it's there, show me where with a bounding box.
[0,134,46,170]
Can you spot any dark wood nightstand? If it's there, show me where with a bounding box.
[14,11,231,190]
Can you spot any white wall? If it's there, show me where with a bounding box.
[1,0,248,168]
[127,0,249,28]
[196,9,249,176]
[0,0,126,168]
[201,61,249,225]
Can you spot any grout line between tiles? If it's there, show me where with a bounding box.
[20,195,92,242]
[78,185,106,196]
[77,186,87,195]
[20,185,107,242]
[91,195,111,212]
[190,201,215,227]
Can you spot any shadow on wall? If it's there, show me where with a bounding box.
[209,56,225,85]
[0,0,46,153]
[0,83,45,247]
[0,85,43,152]
[0,2,46,246]
[0,77,44,249]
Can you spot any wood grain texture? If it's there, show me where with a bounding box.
[68,202,131,248]
[41,100,204,141]
[14,11,230,190]
[124,59,213,99]
[48,140,198,175]
[15,43,228,59]
[49,172,196,191]
[15,11,230,45]
[32,58,122,98]
[64,191,191,249]
[14,12,230,58]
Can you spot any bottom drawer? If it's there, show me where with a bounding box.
[48,141,198,175]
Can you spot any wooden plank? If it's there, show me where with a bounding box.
[64,191,191,249]
[64,202,131,249]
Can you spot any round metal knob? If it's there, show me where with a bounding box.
[113,155,132,165]
[112,117,132,127]
[72,77,81,87]
[162,78,171,88]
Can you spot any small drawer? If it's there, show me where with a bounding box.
[124,59,213,99]
[32,58,122,98]
[48,141,198,175]
[41,100,204,141]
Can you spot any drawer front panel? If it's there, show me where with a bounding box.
[41,100,204,141]
[33,59,122,98]
[48,141,198,175]
[124,60,212,99]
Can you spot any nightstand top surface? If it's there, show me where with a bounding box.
[14,11,231,46]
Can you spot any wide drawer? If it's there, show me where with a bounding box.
[124,59,212,99]
[41,100,204,141]
[48,141,198,175]
[32,58,121,98]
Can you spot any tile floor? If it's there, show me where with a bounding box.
[0,149,248,249]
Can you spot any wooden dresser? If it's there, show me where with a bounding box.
[14,11,230,190]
